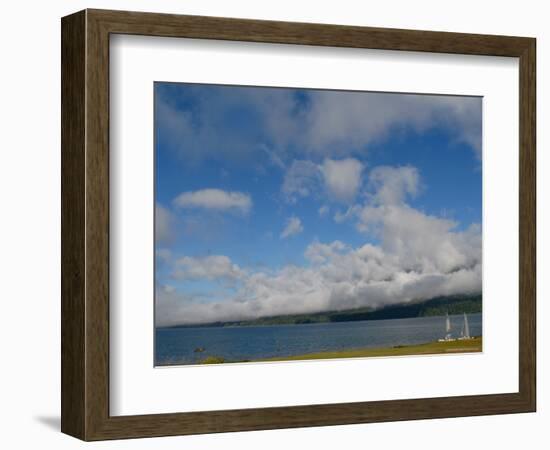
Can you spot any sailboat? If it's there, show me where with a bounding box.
[458,313,473,340]
[438,312,456,342]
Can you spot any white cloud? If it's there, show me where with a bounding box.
[301,91,481,158]
[281,160,321,203]
[261,144,286,169]
[282,158,363,204]
[156,85,300,168]
[305,240,348,264]
[156,240,481,326]
[368,165,420,205]
[155,204,175,244]
[156,86,482,167]
[356,204,480,274]
[318,205,329,217]
[333,205,360,224]
[173,188,252,214]
[156,248,172,264]
[172,255,245,282]
[320,158,364,203]
[352,165,479,274]
[156,164,481,327]
[280,216,303,239]
[161,284,176,293]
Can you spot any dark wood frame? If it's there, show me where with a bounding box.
[61,8,536,441]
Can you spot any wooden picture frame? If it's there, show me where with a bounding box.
[61,9,536,441]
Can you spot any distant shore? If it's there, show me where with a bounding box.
[164,294,481,329]
[198,337,482,364]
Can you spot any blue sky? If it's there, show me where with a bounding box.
[154,82,482,326]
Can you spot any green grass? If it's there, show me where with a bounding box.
[259,337,482,362]
[198,337,482,364]
[199,356,226,364]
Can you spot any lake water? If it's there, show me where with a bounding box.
[155,313,482,366]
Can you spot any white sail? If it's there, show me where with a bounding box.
[462,313,470,339]
[439,312,455,342]
[445,313,451,333]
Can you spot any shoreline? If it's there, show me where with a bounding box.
[161,301,482,330]
[196,337,482,365]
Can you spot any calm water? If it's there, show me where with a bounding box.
[155,313,482,366]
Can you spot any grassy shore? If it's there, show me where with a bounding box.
[199,337,482,364]
[259,337,482,362]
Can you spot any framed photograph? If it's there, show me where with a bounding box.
[61,9,536,440]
